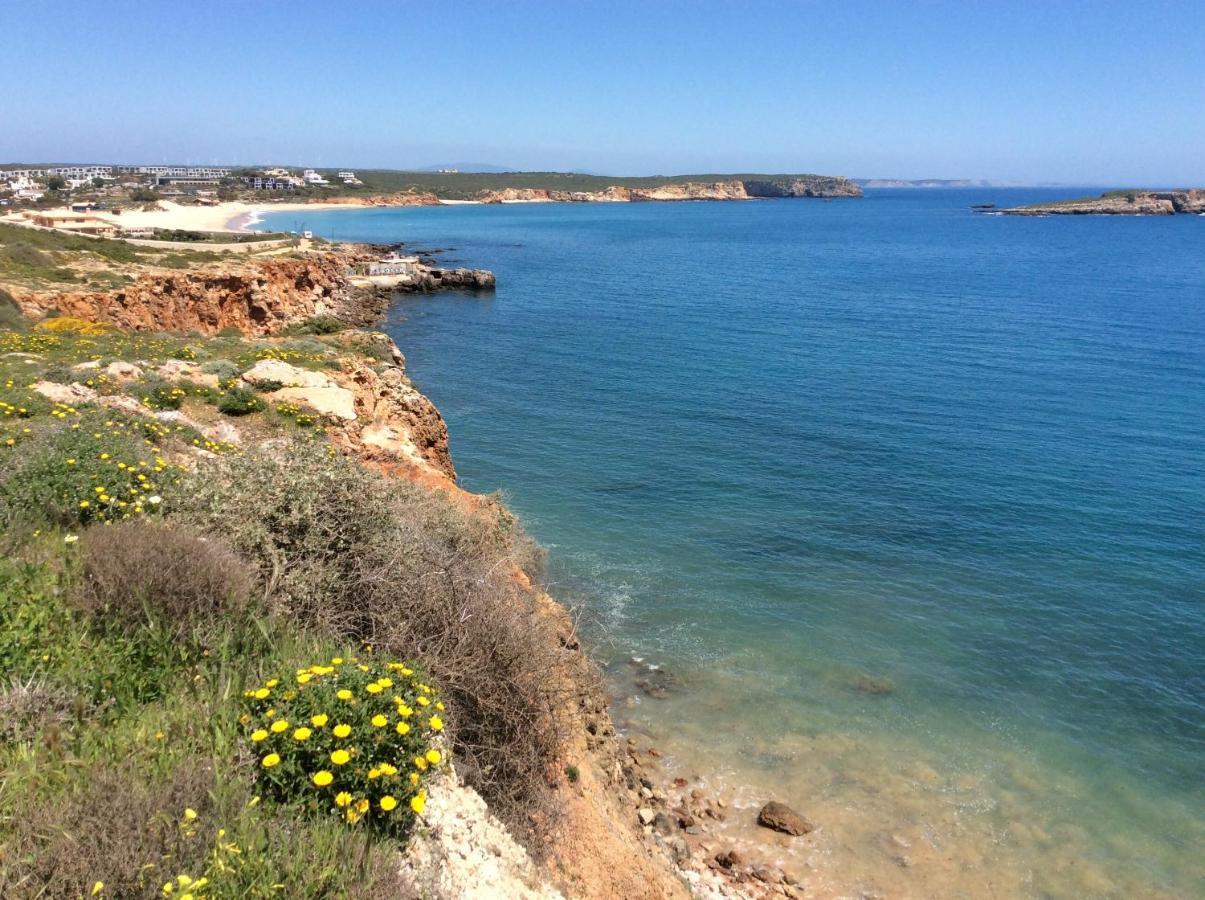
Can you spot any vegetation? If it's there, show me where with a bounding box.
[0,221,221,290]
[0,317,573,894]
[242,655,445,833]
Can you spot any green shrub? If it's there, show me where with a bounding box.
[200,358,241,381]
[130,378,187,410]
[283,316,347,336]
[243,656,444,835]
[0,287,27,332]
[0,412,180,528]
[176,445,566,846]
[218,388,265,416]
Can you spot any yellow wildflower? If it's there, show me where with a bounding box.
[292,727,312,741]
[365,683,383,694]
[311,713,329,727]
[337,689,353,701]
[380,795,398,812]
[312,770,333,787]
[395,721,410,736]
[371,714,388,728]
[250,729,268,742]
[330,749,351,766]
[410,791,427,815]
[261,753,281,768]
[429,716,444,731]
[335,791,352,807]
[426,749,441,765]
[333,723,352,738]
[270,719,289,734]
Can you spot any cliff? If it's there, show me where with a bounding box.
[3,252,698,899]
[477,175,861,203]
[1002,189,1205,216]
[11,253,361,335]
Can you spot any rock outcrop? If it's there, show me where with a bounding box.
[1002,189,1205,216]
[13,254,357,335]
[743,176,863,198]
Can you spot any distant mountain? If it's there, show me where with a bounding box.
[416,162,514,173]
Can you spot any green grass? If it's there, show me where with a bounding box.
[0,221,227,289]
[0,539,410,898]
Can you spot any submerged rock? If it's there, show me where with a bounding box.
[851,673,895,696]
[757,801,813,836]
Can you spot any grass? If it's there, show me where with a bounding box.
[0,317,580,894]
[0,538,412,898]
[0,221,228,289]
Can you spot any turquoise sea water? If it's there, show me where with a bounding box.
[261,192,1204,897]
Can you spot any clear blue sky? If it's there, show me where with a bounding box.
[2,0,1201,184]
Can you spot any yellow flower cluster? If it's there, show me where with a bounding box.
[34,316,112,336]
[242,656,446,833]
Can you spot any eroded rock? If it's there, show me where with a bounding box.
[757,801,813,836]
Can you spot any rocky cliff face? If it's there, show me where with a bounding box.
[477,176,861,204]
[743,176,863,198]
[1003,189,1205,216]
[13,254,360,335]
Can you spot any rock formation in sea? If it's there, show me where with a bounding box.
[1001,189,1205,216]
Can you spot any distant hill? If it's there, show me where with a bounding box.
[416,163,514,173]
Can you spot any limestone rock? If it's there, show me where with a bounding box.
[275,385,357,421]
[105,361,143,382]
[158,359,219,388]
[757,801,813,836]
[241,358,333,389]
[33,381,97,405]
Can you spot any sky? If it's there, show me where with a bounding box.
[2,0,1202,184]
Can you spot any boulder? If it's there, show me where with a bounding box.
[714,849,744,869]
[33,381,97,405]
[275,385,357,421]
[756,801,813,836]
[158,359,220,388]
[241,358,333,390]
[105,361,143,383]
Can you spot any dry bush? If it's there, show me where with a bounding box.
[0,758,410,899]
[76,521,255,637]
[0,676,86,743]
[177,445,576,847]
[0,759,217,899]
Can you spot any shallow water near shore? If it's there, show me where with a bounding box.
[260,192,1204,897]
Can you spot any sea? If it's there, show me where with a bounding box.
[259,190,1204,898]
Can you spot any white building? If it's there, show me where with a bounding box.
[303,169,329,185]
[336,170,361,184]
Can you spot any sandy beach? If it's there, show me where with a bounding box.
[1,198,458,236]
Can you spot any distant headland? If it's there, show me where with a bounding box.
[1,163,861,214]
[999,189,1205,216]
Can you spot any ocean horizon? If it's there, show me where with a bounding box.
[259,189,1205,898]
